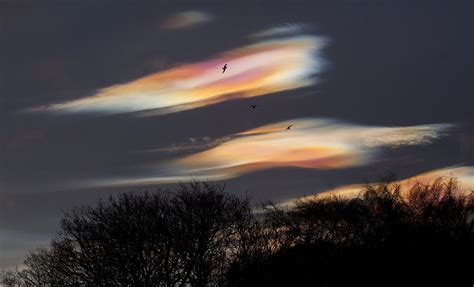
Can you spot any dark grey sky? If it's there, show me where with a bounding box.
[1,0,473,268]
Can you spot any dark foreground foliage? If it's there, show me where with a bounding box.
[5,179,473,286]
[227,179,474,287]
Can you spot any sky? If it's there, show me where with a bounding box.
[1,0,473,268]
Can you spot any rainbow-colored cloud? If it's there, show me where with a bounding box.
[30,35,327,116]
[97,118,453,186]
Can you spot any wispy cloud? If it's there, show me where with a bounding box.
[95,118,453,187]
[161,11,212,30]
[281,166,474,206]
[27,35,327,116]
[249,23,307,39]
[141,136,231,153]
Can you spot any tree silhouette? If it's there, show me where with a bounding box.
[21,179,473,286]
[227,178,473,286]
[23,182,252,286]
[167,182,252,287]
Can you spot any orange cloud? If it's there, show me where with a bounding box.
[283,166,474,205]
[28,35,327,116]
[95,118,453,187]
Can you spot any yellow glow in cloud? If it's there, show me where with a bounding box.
[97,118,452,187]
[285,166,474,205]
[30,35,327,115]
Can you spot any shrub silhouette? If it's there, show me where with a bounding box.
[21,179,473,286]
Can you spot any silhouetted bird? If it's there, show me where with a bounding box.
[222,64,227,73]
[249,105,259,109]
[286,125,294,130]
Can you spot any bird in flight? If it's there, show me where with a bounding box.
[286,125,294,130]
[249,105,259,109]
[222,64,227,73]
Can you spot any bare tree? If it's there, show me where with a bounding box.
[23,182,253,287]
[227,177,473,286]
[169,182,251,286]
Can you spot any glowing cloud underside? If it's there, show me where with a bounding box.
[31,36,327,115]
[282,166,474,206]
[97,119,453,186]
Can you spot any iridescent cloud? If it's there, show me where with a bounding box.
[161,11,212,30]
[97,118,453,187]
[29,35,327,115]
[283,166,474,205]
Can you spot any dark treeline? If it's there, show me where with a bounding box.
[3,179,473,286]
